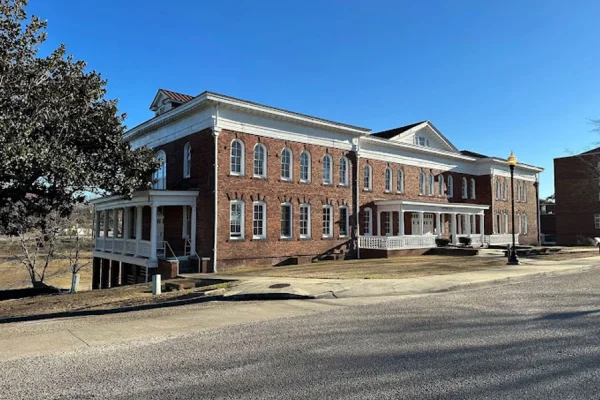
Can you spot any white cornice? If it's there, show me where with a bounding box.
[361,136,476,162]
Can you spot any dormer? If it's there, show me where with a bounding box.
[371,121,459,153]
[149,89,195,117]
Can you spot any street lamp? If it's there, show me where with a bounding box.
[507,151,519,265]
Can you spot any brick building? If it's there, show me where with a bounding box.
[554,148,600,245]
[90,89,543,288]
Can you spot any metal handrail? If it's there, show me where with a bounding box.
[163,241,177,260]
[185,238,201,259]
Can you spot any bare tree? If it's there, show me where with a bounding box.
[64,207,92,292]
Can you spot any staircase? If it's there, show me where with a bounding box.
[178,256,200,274]
[318,241,356,261]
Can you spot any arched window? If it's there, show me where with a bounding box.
[496,179,501,200]
[461,177,468,199]
[153,151,167,189]
[322,154,332,184]
[438,175,444,197]
[502,181,508,200]
[496,213,501,234]
[230,139,244,176]
[300,151,311,182]
[363,164,372,191]
[397,169,404,193]
[518,213,522,234]
[419,171,426,195]
[281,147,292,180]
[524,214,528,234]
[339,156,349,186]
[447,175,454,198]
[253,143,266,178]
[504,212,509,233]
[470,178,476,199]
[428,172,434,196]
[516,182,521,202]
[363,207,372,236]
[523,183,527,202]
[385,168,392,192]
[183,143,191,178]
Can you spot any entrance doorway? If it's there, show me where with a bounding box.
[411,213,434,235]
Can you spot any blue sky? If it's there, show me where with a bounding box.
[29,0,600,198]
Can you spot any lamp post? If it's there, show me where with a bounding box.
[507,152,520,265]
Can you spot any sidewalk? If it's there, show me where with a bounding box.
[185,255,600,300]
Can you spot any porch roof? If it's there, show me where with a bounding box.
[90,190,199,211]
[374,199,490,214]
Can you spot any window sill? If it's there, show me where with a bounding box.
[363,189,372,192]
[322,182,333,186]
[280,178,293,183]
[228,237,245,242]
[229,173,245,178]
[252,175,267,180]
[251,236,266,240]
[338,184,349,188]
[299,180,311,184]
[321,236,335,240]
[339,235,349,239]
[279,237,293,241]
[299,236,312,240]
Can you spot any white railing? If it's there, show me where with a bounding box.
[456,234,484,247]
[125,239,137,255]
[359,235,437,250]
[484,234,519,246]
[138,241,152,258]
[114,240,124,253]
[94,238,153,258]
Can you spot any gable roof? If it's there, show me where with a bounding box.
[460,150,488,158]
[159,89,194,104]
[371,121,427,139]
[580,146,600,155]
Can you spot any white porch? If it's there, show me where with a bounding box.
[90,190,199,268]
[359,200,516,251]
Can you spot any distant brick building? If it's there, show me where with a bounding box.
[90,89,543,288]
[554,148,600,245]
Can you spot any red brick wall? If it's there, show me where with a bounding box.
[216,129,356,270]
[555,154,600,245]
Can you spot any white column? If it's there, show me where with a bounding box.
[112,209,119,239]
[399,210,405,236]
[450,213,458,245]
[135,206,143,256]
[150,205,158,261]
[377,211,382,236]
[123,208,131,240]
[103,210,109,238]
[190,205,197,255]
[436,213,442,237]
[95,211,101,238]
[466,213,472,237]
[418,211,424,236]
[479,212,485,245]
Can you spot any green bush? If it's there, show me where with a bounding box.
[458,237,472,246]
[435,238,450,247]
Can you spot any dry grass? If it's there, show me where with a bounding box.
[0,279,236,320]
[523,251,600,262]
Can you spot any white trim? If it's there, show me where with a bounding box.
[374,199,489,214]
[300,203,311,239]
[397,169,405,193]
[363,207,373,236]
[322,153,333,185]
[280,202,293,239]
[363,163,372,191]
[253,143,267,178]
[252,201,267,240]
[385,167,392,192]
[470,178,476,199]
[281,147,293,181]
[230,139,245,176]
[339,205,350,237]
[229,200,245,240]
[300,150,312,183]
[152,151,167,190]
[339,156,349,186]
[183,142,191,179]
[90,190,199,211]
[322,205,333,238]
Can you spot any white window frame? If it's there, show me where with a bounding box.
[419,171,426,195]
[339,156,349,186]
[438,175,444,197]
[518,214,522,234]
[253,143,267,178]
[363,207,372,236]
[252,201,267,239]
[384,212,392,236]
[363,164,372,191]
[182,206,191,239]
[524,214,528,234]
[183,142,191,179]
[397,169,404,193]
[496,213,501,234]
[339,206,349,237]
[281,148,293,181]
[502,181,508,201]
[322,154,333,185]
[595,214,600,229]
[385,168,392,192]
[428,172,434,196]
[516,182,521,202]
[300,151,311,183]
[300,204,311,239]
[280,202,293,239]
[504,213,509,233]
[322,205,333,238]
[230,139,245,176]
[470,178,476,199]
[496,180,501,200]
[523,183,527,202]
[447,175,454,198]
[152,150,167,189]
[461,177,468,199]
[229,200,245,240]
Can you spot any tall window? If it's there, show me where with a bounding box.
[183,143,191,178]
[153,151,167,189]
[502,181,508,200]
[461,177,468,199]
[230,140,244,176]
[363,164,372,191]
[300,151,311,182]
[595,214,600,229]
[419,171,426,195]
[496,180,501,200]
[516,182,521,202]
[339,156,349,186]
[322,154,332,184]
[523,183,527,202]
[322,205,333,238]
[384,212,392,235]
[447,175,454,198]
[339,206,349,237]
[496,213,502,234]
[470,178,476,199]
[518,214,522,234]
[385,168,392,192]
[253,143,266,178]
[182,206,191,239]
[363,207,372,236]
[300,204,311,238]
[281,148,292,180]
[397,169,404,193]
[280,203,292,238]
[252,201,266,239]
[504,213,509,233]
[230,200,244,239]
[428,172,434,196]
[438,175,444,197]
[524,214,528,234]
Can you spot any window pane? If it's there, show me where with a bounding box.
[231,141,242,174]
[281,149,291,179]
[253,203,264,237]
[254,145,264,177]
[230,203,242,238]
[364,209,371,234]
[364,165,370,189]
[340,207,348,236]
[323,156,331,184]
[385,169,391,191]
[323,207,331,236]
[339,158,347,185]
[300,205,310,237]
[300,153,310,181]
[281,204,292,237]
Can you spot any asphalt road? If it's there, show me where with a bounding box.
[2,270,600,399]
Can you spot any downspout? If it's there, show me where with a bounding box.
[211,104,221,273]
[535,173,541,245]
[355,137,361,259]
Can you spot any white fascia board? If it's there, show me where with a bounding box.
[362,136,475,162]
[91,190,199,210]
[483,158,544,173]
[374,199,489,213]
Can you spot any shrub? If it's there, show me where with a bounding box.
[459,237,472,246]
[435,238,450,247]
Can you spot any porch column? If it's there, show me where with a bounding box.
[479,212,485,245]
[466,213,472,237]
[377,211,382,236]
[103,210,109,238]
[112,209,119,239]
[95,211,101,238]
[190,205,197,255]
[135,206,143,256]
[450,213,458,245]
[150,205,158,261]
[435,212,442,237]
[398,210,405,236]
[123,208,130,240]
[418,211,424,236]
